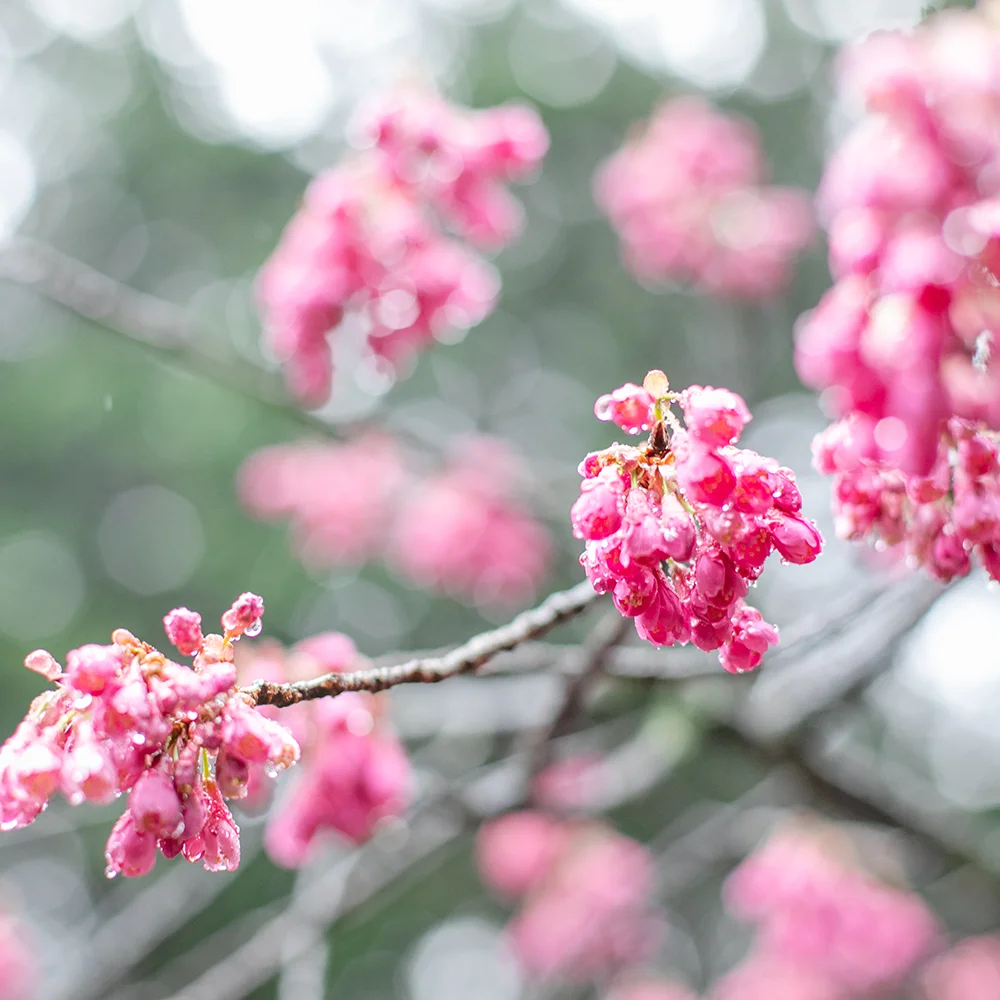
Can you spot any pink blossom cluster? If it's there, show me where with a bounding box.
[239,434,550,610]
[0,909,34,1000]
[0,594,301,878]
[572,372,822,671]
[594,97,814,299]
[235,633,411,868]
[797,6,1000,482]
[723,824,939,995]
[477,811,663,983]
[815,414,1000,582]
[388,439,550,608]
[258,91,548,404]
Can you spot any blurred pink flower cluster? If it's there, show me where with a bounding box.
[258,90,548,404]
[238,433,551,610]
[477,811,663,983]
[0,594,300,878]
[0,908,34,1000]
[799,5,1000,578]
[723,824,939,996]
[815,414,1000,581]
[235,633,411,868]
[572,372,822,669]
[594,97,814,299]
[924,933,1000,1000]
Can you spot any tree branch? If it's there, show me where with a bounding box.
[245,580,605,708]
[526,609,631,780]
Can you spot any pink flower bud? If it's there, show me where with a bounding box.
[681,386,751,447]
[61,743,117,805]
[64,644,122,695]
[23,650,61,681]
[163,607,204,656]
[105,811,157,878]
[221,592,265,639]
[215,751,251,800]
[594,384,655,435]
[129,769,183,837]
[14,742,63,802]
[770,513,824,564]
[570,479,622,540]
[676,448,737,507]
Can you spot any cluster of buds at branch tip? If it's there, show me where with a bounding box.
[2,593,299,877]
[573,372,823,672]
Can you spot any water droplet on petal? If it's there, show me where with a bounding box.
[105,866,118,880]
[132,734,146,746]
[244,620,262,638]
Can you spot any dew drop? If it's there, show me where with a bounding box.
[595,396,613,421]
[132,734,146,746]
[264,762,279,779]
[244,620,263,638]
[105,866,118,880]
[1,819,18,832]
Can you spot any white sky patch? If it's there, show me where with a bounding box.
[566,0,766,90]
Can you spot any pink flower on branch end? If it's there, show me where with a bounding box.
[0,594,300,879]
[575,371,822,670]
[595,97,813,300]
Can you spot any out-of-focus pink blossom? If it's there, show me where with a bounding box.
[710,953,840,1000]
[0,908,35,1000]
[724,824,939,994]
[478,814,663,985]
[815,415,1000,582]
[258,90,547,405]
[607,979,699,1000]
[477,811,568,897]
[595,97,813,300]
[574,372,822,668]
[0,595,299,879]
[389,438,551,609]
[237,434,405,569]
[924,934,1000,1000]
[799,4,1000,522]
[236,635,412,868]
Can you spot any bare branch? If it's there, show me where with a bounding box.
[245,580,604,708]
[526,609,631,780]
[0,235,353,440]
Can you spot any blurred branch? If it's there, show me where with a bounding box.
[0,235,347,440]
[526,609,631,780]
[246,580,604,707]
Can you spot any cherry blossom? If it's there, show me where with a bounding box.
[258,90,548,404]
[595,97,813,299]
[574,371,822,671]
[0,594,298,878]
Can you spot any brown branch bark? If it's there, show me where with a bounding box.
[245,580,604,708]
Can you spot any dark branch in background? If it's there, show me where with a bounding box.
[0,236,346,441]
[245,580,605,707]
[526,609,631,780]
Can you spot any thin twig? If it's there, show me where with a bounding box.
[526,609,631,780]
[245,580,604,707]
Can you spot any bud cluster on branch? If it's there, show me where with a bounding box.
[572,371,823,671]
[0,594,299,877]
